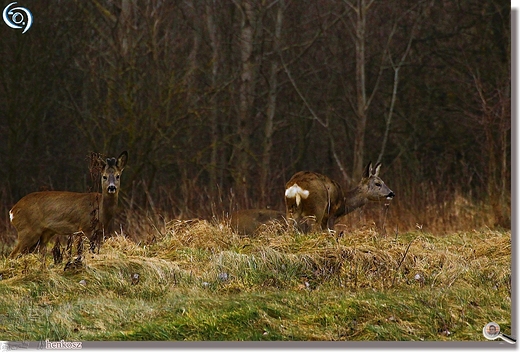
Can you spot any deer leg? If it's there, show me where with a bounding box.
[321,214,330,231]
[9,229,42,258]
[27,230,54,255]
[39,230,55,250]
[8,242,23,259]
[309,202,326,232]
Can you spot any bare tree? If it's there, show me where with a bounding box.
[347,0,373,182]
[233,0,258,208]
[260,0,284,204]
[205,0,221,200]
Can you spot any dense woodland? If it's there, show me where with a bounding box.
[0,0,511,240]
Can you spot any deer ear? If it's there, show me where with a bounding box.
[363,162,372,179]
[373,163,382,177]
[117,151,128,170]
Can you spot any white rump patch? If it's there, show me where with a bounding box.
[9,210,13,222]
[285,184,310,206]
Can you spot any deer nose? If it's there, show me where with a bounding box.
[107,185,117,193]
[386,191,395,199]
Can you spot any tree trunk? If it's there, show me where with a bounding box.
[206,0,220,200]
[119,0,133,58]
[260,1,284,204]
[235,0,256,208]
[184,0,201,107]
[352,0,368,182]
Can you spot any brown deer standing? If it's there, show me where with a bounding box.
[8,151,128,259]
[285,162,394,233]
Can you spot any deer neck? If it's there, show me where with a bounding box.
[100,191,119,228]
[343,186,368,214]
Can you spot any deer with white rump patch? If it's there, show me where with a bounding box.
[8,151,128,258]
[285,162,394,233]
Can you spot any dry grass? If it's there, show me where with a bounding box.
[0,216,511,341]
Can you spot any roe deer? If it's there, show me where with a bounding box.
[230,209,285,236]
[8,151,128,258]
[285,162,394,233]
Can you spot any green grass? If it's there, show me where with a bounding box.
[0,223,511,341]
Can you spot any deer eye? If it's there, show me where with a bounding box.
[116,175,120,180]
[103,176,108,180]
[375,182,382,187]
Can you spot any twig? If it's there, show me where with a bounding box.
[391,238,414,288]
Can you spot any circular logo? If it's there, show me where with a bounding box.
[483,322,501,340]
[2,2,33,34]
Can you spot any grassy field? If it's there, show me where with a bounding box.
[0,219,511,342]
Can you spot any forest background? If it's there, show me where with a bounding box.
[0,0,511,244]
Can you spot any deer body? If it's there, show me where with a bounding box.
[230,209,285,236]
[285,162,394,233]
[9,151,128,258]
